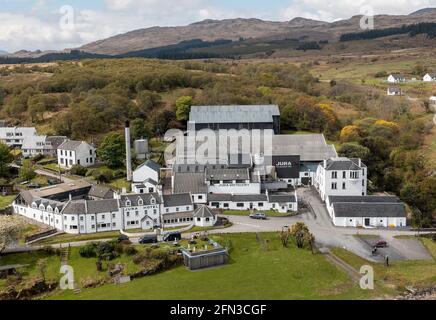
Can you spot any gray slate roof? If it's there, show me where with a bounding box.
[119,193,161,207]
[189,105,280,124]
[163,193,193,207]
[86,199,119,214]
[333,203,406,218]
[193,206,216,218]
[136,160,161,172]
[268,194,297,203]
[173,173,208,194]
[206,168,249,181]
[62,201,87,215]
[58,140,88,151]
[46,136,67,149]
[325,158,364,171]
[208,194,268,202]
[328,195,401,205]
[88,185,114,199]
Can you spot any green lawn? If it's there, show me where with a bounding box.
[36,231,122,245]
[0,195,15,209]
[48,233,372,300]
[332,247,436,292]
[0,251,61,291]
[222,210,294,218]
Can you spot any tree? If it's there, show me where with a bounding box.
[70,165,88,176]
[340,125,361,142]
[19,159,36,181]
[338,143,371,162]
[0,142,12,178]
[131,118,150,141]
[175,96,193,122]
[0,216,24,255]
[97,133,126,168]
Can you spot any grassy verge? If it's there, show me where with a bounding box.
[35,231,122,245]
[0,195,16,209]
[188,222,233,233]
[332,248,436,293]
[48,233,372,300]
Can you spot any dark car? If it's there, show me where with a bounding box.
[139,235,158,244]
[163,232,182,242]
[117,234,130,243]
[27,183,41,189]
[374,240,388,248]
[249,212,267,220]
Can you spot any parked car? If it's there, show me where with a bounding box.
[139,235,158,244]
[374,240,388,248]
[27,183,41,189]
[117,234,130,243]
[163,232,182,242]
[249,212,267,220]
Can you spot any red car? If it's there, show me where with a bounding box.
[374,240,388,248]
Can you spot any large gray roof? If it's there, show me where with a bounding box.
[208,194,268,202]
[86,199,119,214]
[61,200,87,215]
[269,134,337,161]
[328,195,401,204]
[206,168,249,181]
[136,160,161,172]
[173,173,208,194]
[268,194,297,204]
[88,185,114,199]
[333,202,406,218]
[163,193,193,207]
[189,105,280,124]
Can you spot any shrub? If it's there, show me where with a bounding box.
[79,243,98,258]
[124,245,138,256]
[96,241,116,260]
[70,165,88,176]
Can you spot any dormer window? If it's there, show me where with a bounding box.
[150,198,156,205]
[39,205,45,211]
[32,203,37,209]
[47,207,53,212]
[125,200,131,207]
[138,199,144,206]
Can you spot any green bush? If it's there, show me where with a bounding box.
[96,241,117,260]
[124,245,138,256]
[79,243,98,258]
[70,165,88,176]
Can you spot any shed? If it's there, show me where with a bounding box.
[181,246,228,270]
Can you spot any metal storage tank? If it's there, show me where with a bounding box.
[134,139,149,160]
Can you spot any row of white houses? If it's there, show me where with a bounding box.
[387,73,436,83]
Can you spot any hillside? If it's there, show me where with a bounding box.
[79,10,436,55]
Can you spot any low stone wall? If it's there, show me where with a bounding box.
[25,229,58,243]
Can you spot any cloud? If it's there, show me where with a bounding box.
[281,0,434,21]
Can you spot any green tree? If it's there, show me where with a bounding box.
[175,96,193,122]
[97,133,125,168]
[19,159,36,181]
[0,143,12,178]
[131,118,150,141]
[338,143,371,162]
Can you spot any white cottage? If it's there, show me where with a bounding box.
[423,73,436,82]
[133,160,161,184]
[57,140,96,169]
[193,206,217,228]
[387,74,406,83]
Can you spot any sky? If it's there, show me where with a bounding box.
[0,0,435,52]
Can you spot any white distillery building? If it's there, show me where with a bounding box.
[22,136,66,158]
[133,160,161,184]
[0,127,38,148]
[315,157,367,202]
[326,196,407,228]
[57,140,96,169]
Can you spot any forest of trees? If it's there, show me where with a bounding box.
[340,22,436,42]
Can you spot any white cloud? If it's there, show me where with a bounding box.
[281,0,434,21]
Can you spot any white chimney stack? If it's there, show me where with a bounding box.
[125,120,133,182]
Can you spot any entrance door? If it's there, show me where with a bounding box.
[364,218,370,227]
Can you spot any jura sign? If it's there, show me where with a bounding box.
[272,155,300,179]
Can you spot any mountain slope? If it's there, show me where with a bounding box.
[79,9,436,55]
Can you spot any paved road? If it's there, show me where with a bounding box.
[35,168,75,183]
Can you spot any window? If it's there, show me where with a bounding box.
[91,216,95,220]
[126,200,131,207]
[77,159,81,165]
[138,199,143,206]
[223,203,229,208]
[90,150,93,156]
[350,171,359,179]
[101,215,105,219]
[80,216,84,221]
[112,213,116,218]
[342,182,346,190]
[186,206,190,211]
[331,171,337,179]
[258,203,264,207]
[331,183,337,190]
[362,180,365,187]
[127,212,130,217]
[343,171,346,179]
[236,203,244,208]
[198,195,203,200]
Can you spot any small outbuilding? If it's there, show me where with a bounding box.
[193,205,217,227]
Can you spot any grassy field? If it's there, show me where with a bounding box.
[0,195,15,209]
[48,233,373,300]
[36,230,122,245]
[332,247,436,291]
[0,250,61,291]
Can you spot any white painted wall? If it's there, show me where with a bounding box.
[133,165,159,183]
